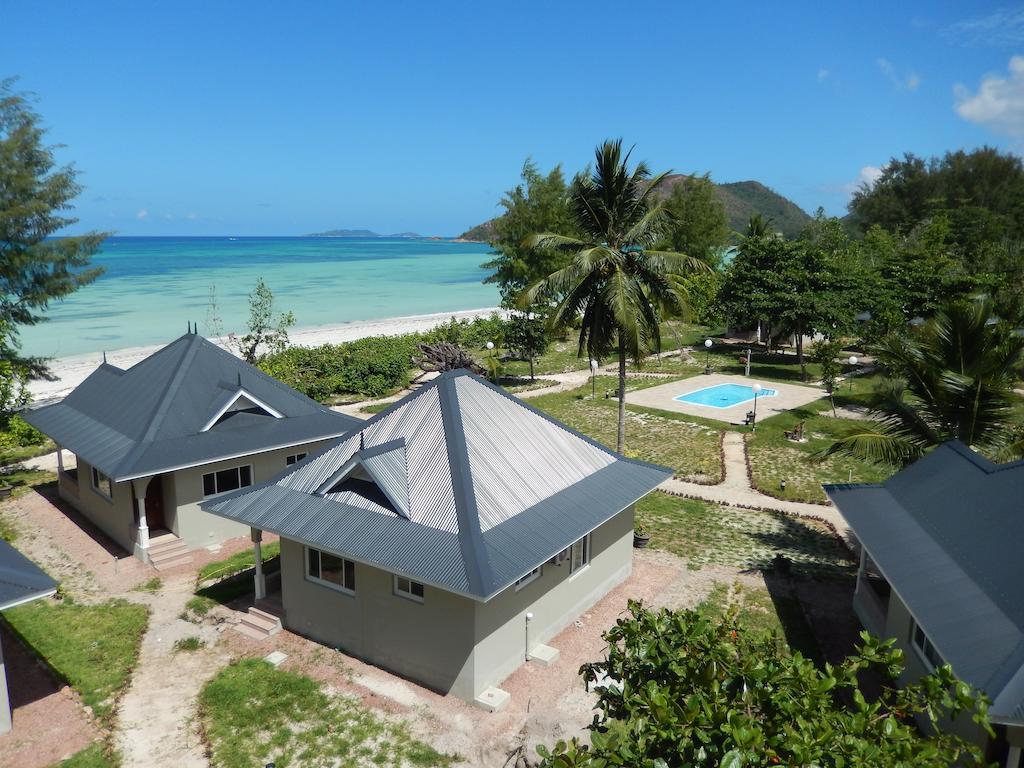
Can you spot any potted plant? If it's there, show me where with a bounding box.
[633,523,651,548]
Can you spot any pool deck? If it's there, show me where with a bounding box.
[629,373,826,424]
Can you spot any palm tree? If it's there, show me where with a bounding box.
[743,213,774,239]
[524,140,709,452]
[825,298,1024,467]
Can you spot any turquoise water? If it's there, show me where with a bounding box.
[21,237,499,357]
[674,383,777,408]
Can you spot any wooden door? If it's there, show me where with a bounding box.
[144,475,166,531]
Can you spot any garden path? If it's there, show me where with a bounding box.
[114,574,229,768]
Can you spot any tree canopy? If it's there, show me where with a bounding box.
[656,174,730,266]
[537,601,991,768]
[0,79,107,391]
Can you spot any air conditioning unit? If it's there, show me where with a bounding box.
[550,548,570,566]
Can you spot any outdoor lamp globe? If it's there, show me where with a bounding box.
[589,359,598,371]
[486,341,494,350]
[704,339,712,348]
[848,355,858,366]
[752,383,762,395]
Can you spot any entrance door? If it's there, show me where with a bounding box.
[144,475,166,531]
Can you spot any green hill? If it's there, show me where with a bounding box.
[457,176,810,243]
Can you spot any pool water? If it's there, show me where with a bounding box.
[674,383,777,409]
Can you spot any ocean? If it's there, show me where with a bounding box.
[21,236,499,358]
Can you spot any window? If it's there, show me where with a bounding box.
[569,534,591,574]
[394,575,425,602]
[306,547,356,594]
[202,465,253,498]
[286,452,307,466]
[90,466,113,499]
[910,618,944,670]
[515,566,542,591]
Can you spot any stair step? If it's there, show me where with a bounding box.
[234,622,272,640]
[149,539,188,555]
[248,607,281,624]
[241,612,280,633]
[150,555,194,572]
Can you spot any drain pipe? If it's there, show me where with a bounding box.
[525,612,533,661]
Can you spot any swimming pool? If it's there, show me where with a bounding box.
[673,383,777,409]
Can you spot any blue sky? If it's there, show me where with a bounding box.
[3,1,1023,236]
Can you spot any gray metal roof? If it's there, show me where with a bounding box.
[826,441,1024,724]
[0,540,57,611]
[203,369,672,601]
[22,332,361,480]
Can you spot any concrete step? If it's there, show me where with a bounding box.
[147,535,191,571]
[234,606,282,640]
[150,555,193,572]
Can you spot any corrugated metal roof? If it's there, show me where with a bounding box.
[826,441,1024,723]
[22,333,361,480]
[204,369,672,600]
[0,540,57,610]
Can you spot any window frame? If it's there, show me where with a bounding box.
[909,617,944,670]
[286,452,308,466]
[569,533,591,574]
[305,546,356,595]
[201,463,254,499]
[514,566,542,591]
[394,574,425,603]
[90,466,113,501]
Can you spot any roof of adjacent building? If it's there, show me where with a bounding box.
[0,540,57,611]
[22,332,361,481]
[202,369,672,601]
[825,441,1024,724]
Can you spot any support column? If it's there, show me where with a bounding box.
[131,476,153,554]
[55,444,64,474]
[1008,746,1021,768]
[0,631,11,734]
[252,528,266,600]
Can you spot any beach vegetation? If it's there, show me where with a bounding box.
[502,306,550,380]
[537,601,990,768]
[525,138,709,452]
[199,658,454,768]
[656,172,731,267]
[233,277,295,362]
[0,79,108,386]
[824,297,1024,468]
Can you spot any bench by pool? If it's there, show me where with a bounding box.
[674,383,777,409]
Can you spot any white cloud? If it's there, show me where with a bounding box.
[817,68,830,83]
[955,56,1024,139]
[135,208,149,220]
[878,58,920,91]
[840,166,883,196]
[943,7,1024,47]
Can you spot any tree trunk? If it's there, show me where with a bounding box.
[796,324,806,381]
[617,344,627,454]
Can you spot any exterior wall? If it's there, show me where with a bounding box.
[275,505,635,701]
[59,456,137,552]
[169,439,334,550]
[471,505,634,694]
[278,538,478,697]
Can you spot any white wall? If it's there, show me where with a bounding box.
[61,456,136,552]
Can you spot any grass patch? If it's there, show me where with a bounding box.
[748,401,893,503]
[132,577,162,593]
[529,376,722,481]
[3,598,148,725]
[55,742,118,767]
[635,491,854,577]
[197,541,281,584]
[199,659,453,768]
[0,438,55,467]
[174,636,204,652]
[359,402,393,415]
[182,594,218,622]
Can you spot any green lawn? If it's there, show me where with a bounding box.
[199,659,453,768]
[748,400,893,503]
[3,599,148,725]
[54,743,118,767]
[635,492,855,577]
[197,540,281,584]
[529,376,723,482]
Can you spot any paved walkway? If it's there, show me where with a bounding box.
[660,432,851,539]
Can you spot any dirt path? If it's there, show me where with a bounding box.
[660,431,851,539]
[114,575,229,768]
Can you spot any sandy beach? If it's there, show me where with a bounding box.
[29,306,503,403]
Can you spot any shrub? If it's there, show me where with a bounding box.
[0,414,46,449]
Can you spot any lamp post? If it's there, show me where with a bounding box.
[751,383,762,431]
[704,339,713,374]
[590,358,598,399]
[848,355,858,391]
[486,341,496,384]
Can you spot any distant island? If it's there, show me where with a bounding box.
[306,229,424,238]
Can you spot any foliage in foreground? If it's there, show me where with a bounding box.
[3,598,148,724]
[538,601,990,768]
[56,742,117,767]
[199,659,452,768]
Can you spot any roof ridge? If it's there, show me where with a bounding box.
[436,373,489,596]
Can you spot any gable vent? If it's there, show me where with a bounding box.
[202,389,283,432]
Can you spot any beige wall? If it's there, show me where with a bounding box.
[60,457,136,552]
[277,506,635,701]
[167,439,335,550]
